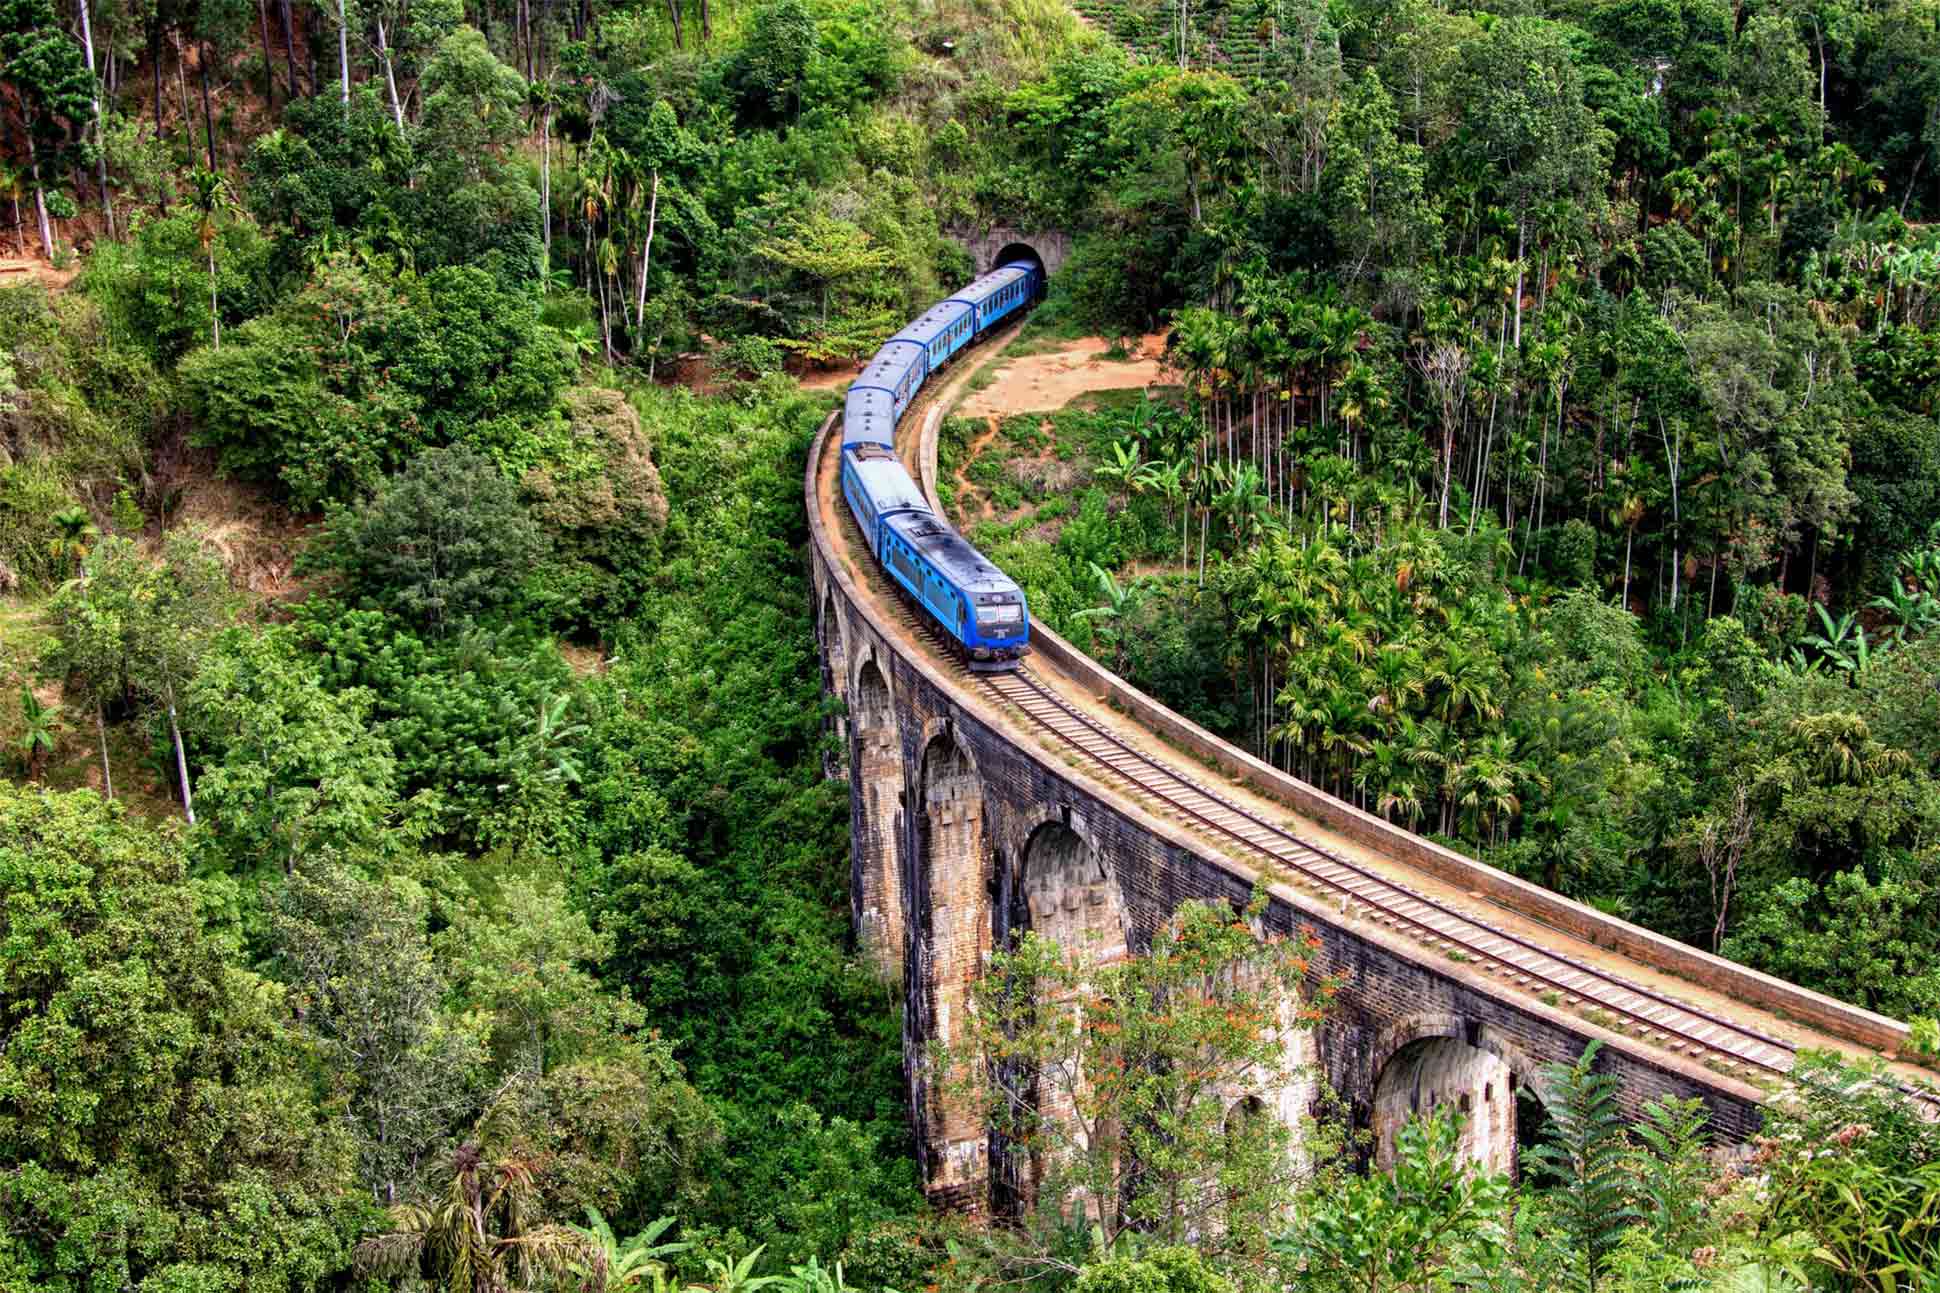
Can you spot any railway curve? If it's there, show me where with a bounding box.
[806,325,1928,1206]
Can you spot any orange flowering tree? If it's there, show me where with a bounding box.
[946,886,1332,1268]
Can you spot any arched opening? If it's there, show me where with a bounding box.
[850,658,903,975]
[994,242,1048,295]
[1514,1075,1556,1172]
[1371,1034,1519,1178]
[819,591,848,707]
[819,591,849,750]
[1020,821,1124,962]
[916,728,989,1201]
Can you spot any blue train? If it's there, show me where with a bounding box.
[838,259,1041,670]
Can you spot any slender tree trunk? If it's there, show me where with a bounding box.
[664,0,683,50]
[166,688,195,824]
[10,192,23,255]
[199,45,216,171]
[280,0,302,98]
[1512,216,1526,350]
[78,0,114,237]
[256,0,277,109]
[540,103,552,256]
[96,702,114,799]
[376,18,404,131]
[337,0,351,104]
[30,157,55,258]
[635,169,658,322]
[152,23,167,143]
[1622,528,1634,612]
[698,0,710,39]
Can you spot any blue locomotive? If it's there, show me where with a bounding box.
[837,259,1041,670]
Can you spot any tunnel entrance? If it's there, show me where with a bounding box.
[994,242,1048,294]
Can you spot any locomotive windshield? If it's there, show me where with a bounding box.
[977,600,1024,629]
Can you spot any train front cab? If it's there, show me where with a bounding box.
[880,513,1030,669]
[961,589,1029,668]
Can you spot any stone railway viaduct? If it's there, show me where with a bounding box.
[807,236,1917,1211]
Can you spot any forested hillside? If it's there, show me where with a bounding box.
[6,0,1940,1284]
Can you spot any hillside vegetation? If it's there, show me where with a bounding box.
[4,0,1940,1286]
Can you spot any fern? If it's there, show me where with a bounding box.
[1523,1041,1640,1292]
[1631,1095,1714,1254]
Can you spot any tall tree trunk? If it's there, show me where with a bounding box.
[698,0,710,40]
[376,18,404,130]
[166,687,195,824]
[78,0,114,238]
[664,0,683,49]
[540,104,552,255]
[10,191,23,255]
[634,169,658,322]
[280,0,302,98]
[95,702,114,799]
[1621,528,1634,612]
[199,44,217,171]
[1512,215,1526,350]
[336,0,351,104]
[256,0,277,109]
[151,23,167,142]
[30,156,55,258]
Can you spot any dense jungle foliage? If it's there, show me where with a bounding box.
[7,0,1940,1284]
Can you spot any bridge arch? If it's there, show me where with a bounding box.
[1019,818,1126,964]
[916,723,991,1203]
[850,655,904,975]
[1369,1014,1553,1178]
[819,588,849,709]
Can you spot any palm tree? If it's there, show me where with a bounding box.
[1612,494,1645,610]
[354,1142,596,1292]
[47,505,99,580]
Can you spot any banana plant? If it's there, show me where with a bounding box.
[15,687,57,780]
[688,1245,783,1293]
[1802,604,1871,674]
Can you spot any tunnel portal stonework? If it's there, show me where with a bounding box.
[949,222,1072,278]
[807,446,1767,1212]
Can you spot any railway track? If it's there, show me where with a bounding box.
[880,589,1801,1084]
[981,663,1814,1085]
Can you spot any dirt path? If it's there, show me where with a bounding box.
[956,334,1171,418]
[950,417,1004,525]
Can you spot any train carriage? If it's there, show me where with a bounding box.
[842,386,898,450]
[889,302,977,374]
[852,344,926,424]
[840,443,931,555]
[947,262,1040,336]
[836,255,1042,670]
